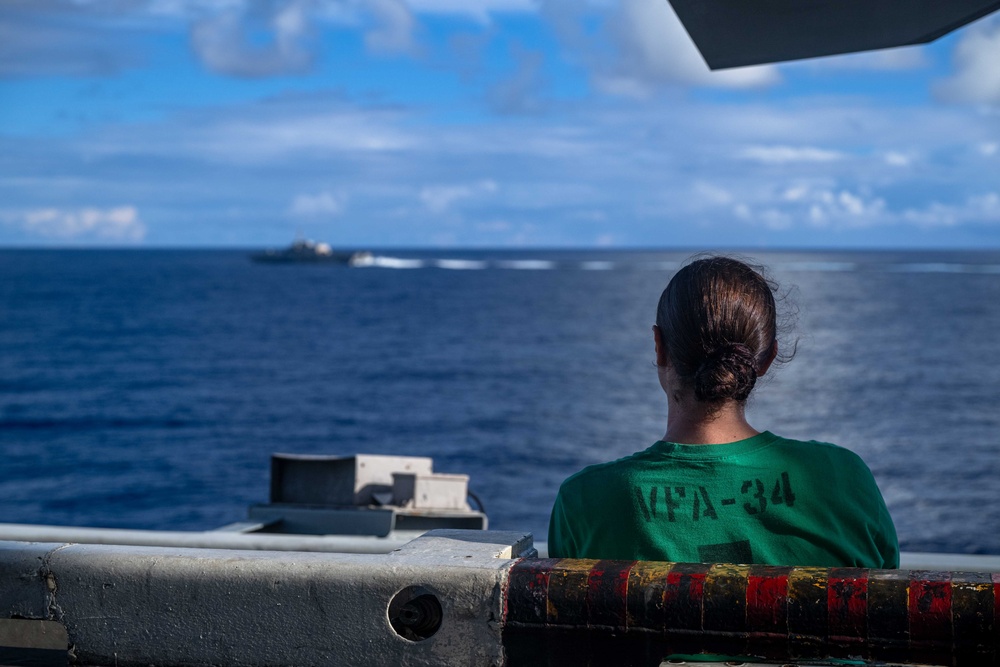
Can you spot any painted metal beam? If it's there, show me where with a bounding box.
[4,530,1000,666]
[0,531,533,667]
[0,523,421,553]
[504,558,1000,666]
[665,0,1000,69]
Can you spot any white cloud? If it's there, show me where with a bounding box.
[407,0,535,22]
[693,182,733,206]
[800,188,887,225]
[721,181,1000,233]
[190,1,316,77]
[759,208,794,230]
[781,185,810,202]
[599,0,779,92]
[883,151,914,167]
[738,146,845,164]
[7,66,1000,247]
[967,192,1000,215]
[979,142,999,157]
[83,102,422,163]
[476,219,511,232]
[290,191,344,217]
[935,18,1000,105]
[487,45,547,114]
[808,46,928,71]
[220,112,418,157]
[148,0,248,17]
[365,0,417,54]
[0,1,149,77]
[722,181,889,230]
[902,193,1000,227]
[3,206,146,242]
[420,180,498,213]
[182,0,509,71]
[5,0,778,89]
[837,191,868,216]
[536,0,777,96]
[159,0,421,76]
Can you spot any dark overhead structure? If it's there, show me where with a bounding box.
[666,0,1000,69]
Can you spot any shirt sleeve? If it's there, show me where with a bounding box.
[875,494,900,569]
[845,448,900,569]
[547,487,579,559]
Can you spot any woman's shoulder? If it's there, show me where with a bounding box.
[770,434,866,456]
[558,448,651,492]
[766,434,877,476]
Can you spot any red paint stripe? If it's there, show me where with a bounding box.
[664,565,708,631]
[827,570,868,644]
[666,568,706,601]
[505,558,555,626]
[747,572,789,634]
[994,573,1000,658]
[504,562,1000,666]
[586,560,635,628]
[615,562,632,599]
[909,572,953,644]
[994,572,1000,627]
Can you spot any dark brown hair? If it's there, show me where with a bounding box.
[656,256,782,403]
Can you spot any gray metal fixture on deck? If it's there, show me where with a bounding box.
[229,454,487,538]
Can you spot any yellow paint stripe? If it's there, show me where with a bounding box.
[546,559,599,624]
[626,562,676,630]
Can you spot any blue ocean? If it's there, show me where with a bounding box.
[2,249,999,555]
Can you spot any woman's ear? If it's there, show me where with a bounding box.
[758,340,778,375]
[653,325,669,367]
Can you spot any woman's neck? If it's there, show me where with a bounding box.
[663,397,760,445]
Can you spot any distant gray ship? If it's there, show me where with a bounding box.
[251,239,373,266]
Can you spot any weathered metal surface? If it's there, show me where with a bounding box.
[5,527,1000,667]
[666,0,1000,70]
[952,572,995,665]
[534,543,1000,573]
[0,522,423,552]
[0,530,532,667]
[868,569,911,663]
[503,558,1000,666]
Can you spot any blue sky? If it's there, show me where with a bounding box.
[1,0,999,248]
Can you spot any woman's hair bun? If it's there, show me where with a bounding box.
[694,342,758,402]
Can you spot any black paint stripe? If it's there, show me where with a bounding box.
[866,570,909,664]
[787,569,828,648]
[703,565,748,633]
[587,560,633,629]
[625,563,673,632]
[952,571,996,666]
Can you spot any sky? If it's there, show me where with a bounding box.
[1,0,999,249]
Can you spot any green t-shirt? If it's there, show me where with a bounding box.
[548,431,899,568]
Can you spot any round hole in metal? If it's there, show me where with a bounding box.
[388,585,443,641]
